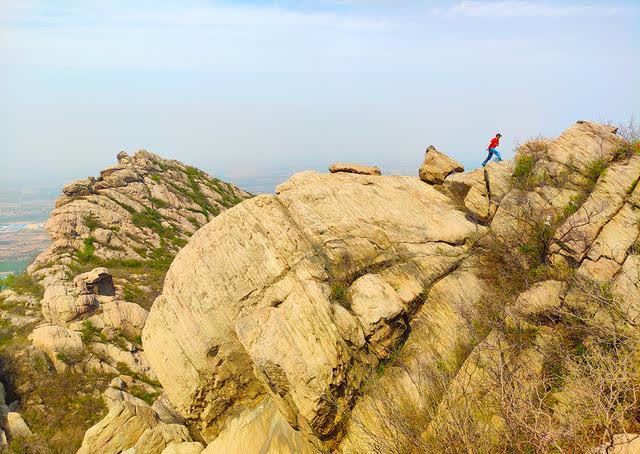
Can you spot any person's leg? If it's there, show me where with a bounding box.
[482,150,493,166]
[493,149,503,161]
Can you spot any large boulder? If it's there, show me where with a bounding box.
[41,284,98,324]
[444,161,513,222]
[143,171,480,446]
[5,412,33,439]
[203,398,315,454]
[101,300,149,337]
[73,267,115,296]
[29,324,84,372]
[77,401,159,454]
[419,145,464,184]
[134,423,192,454]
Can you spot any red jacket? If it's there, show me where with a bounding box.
[488,137,500,149]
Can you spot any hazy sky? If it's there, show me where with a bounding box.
[1,0,638,193]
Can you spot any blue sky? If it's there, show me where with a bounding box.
[1,0,638,193]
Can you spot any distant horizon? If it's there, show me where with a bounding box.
[0,116,636,196]
[2,1,638,194]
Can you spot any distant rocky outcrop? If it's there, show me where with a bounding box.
[0,150,252,452]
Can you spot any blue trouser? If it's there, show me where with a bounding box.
[482,148,502,166]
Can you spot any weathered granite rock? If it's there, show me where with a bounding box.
[596,433,640,454]
[143,171,480,446]
[5,412,33,438]
[29,324,84,372]
[41,284,98,324]
[78,401,159,454]
[419,145,464,184]
[73,267,115,296]
[134,423,192,454]
[553,154,640,264]
[101,300,149,337]
[203,397,315,454]
[329,163,381,176]
[513,280,565,316]
[163,442,205,454]
[535,121,624,184]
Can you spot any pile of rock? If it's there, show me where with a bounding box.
[0,381,32,449]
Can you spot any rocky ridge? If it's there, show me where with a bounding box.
[2,121,639,453]
[134,120,640,453]
[0,150,251,452]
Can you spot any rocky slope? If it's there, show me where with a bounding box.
[139,121,640,453]
[0,150,251,452]
[2,121,639,454]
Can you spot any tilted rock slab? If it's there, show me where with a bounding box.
[143,170,482,449]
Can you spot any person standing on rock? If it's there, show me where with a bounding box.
[482,133,503,166]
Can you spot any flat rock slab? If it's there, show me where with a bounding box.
[329,163,381,176]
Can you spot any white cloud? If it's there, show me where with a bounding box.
[433,1,629,17]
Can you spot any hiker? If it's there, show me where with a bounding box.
[482,133,503,166]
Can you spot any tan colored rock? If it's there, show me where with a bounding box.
[29,324,84,372]
[74,267,115,296]
[584,203,640,265]
[340,266,487,453]
[596,433,640,454]
[331,305,365,348]
[101,300,149,337]
[134,423,192,454]
[553,154,640,263]
[152,393,186,425]
[163,442,205,454]
[348,274,406,358]
[103,387,149,410]
[41,284,98,324]
[62,178,94,197]
[419,145,464,184]
[513,280,565,316]
[5,412,33,438]
[78,401,159,454]
[88,342,156,379]
[329,163,381,176]
[203,397,315,454]
[577,256,621,283]
[537,120,624,182]
[612,254,640,321]
[491,189,553,241]
[143,172,478,444]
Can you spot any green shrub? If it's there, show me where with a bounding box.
[150,174,161,183]
[115,362,161,387]
[83,213,100,231]
[80,321,107,344]
[585,158,608,185]
[55,348,86,366]
[514,155,535,177]
[187,216,201,229]
[76,237,96,263]
[131,207,163,230]
[149,197,168,209]
[330,283,349,308]
[128,384,159,405]
[0,273,44,298]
